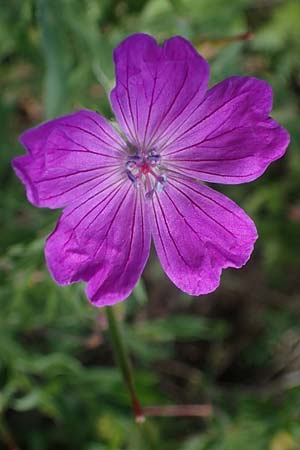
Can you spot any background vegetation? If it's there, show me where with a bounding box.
[1,0,300,448]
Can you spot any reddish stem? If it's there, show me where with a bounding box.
[143,404,213,418]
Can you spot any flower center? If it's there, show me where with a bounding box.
[126,150,167,199]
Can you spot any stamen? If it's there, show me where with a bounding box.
[147,150,161,166]
[126,169,138,184]
[126,149,167,198]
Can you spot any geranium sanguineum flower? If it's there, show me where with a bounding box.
[13,34,289,306]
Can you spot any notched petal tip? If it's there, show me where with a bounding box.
[163,35,207,62]
[12,154,41,206]
[86,281,134,307]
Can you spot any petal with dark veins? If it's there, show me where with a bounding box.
[163,77,289,184]
[111,33,209,149]
[46,180,151,306]
[150,174,257,295]
[13,110,126,208]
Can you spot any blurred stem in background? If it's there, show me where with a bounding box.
[37,0,69,119]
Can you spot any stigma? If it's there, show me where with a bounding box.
[126,150,167,199]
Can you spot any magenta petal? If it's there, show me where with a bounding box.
[45,179,151,306]
[163,77,290,183]
[13,110,126,208]
[110,33,209,148]
[150,175,258,295]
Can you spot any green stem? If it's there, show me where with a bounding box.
[105,306,144,423]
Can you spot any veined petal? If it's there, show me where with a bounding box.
[13,110,126,208]
[45,179,151,306]
[163,77,290,184]
[110,33,209,149]
[150,175,257,295]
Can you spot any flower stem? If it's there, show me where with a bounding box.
[105,306,213,425]
[105,306,145,423]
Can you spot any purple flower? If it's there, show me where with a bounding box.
[13,34,289,306]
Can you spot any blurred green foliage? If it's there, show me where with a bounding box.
[1,0,300,449]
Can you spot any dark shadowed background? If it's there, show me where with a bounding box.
[1,0,300,449]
